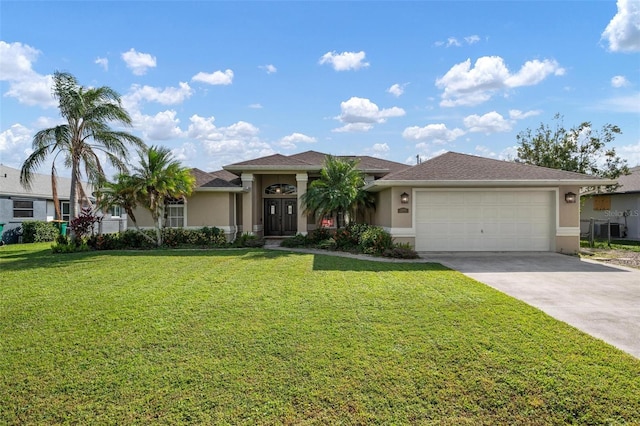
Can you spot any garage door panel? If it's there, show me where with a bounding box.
[415,190,553,252]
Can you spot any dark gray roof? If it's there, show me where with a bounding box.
[191,168,241,190]
[224,150,408,175]
[380,152,605,181]
[614,166,640,193]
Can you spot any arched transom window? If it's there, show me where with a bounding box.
[265,183,297,195]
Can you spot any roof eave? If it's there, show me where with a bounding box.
[363,179,617,192]
[195,187,245,193]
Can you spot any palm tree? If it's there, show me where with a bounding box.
[20,71,145,224]
[129,146,196,246]
[301,155,373,228]
[94,174,142,232]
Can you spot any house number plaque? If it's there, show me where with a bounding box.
[397,207,409,214]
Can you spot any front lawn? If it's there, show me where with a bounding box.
[1,243,639,424]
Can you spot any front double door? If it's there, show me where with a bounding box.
[265,199,297,236]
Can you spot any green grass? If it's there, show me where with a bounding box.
[581,238,640,252]
[1,243,639,424]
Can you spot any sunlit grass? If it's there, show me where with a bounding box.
[1,243,639,424]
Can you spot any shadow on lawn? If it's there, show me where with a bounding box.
[0,246,277,272]
[0,244,451,273]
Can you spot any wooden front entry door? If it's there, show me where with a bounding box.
[265,199,297,236]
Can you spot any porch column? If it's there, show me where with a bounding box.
[241,173,254,235]
[296,173,308,236]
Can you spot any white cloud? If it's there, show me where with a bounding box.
[599,91,640,113]
[372,143,390,154]
[192,69,234,85]
[333,123,375,133]
[464,111,512,134]
[508,109,542,120]
[402,123,465,144]
[0,41,55,107]
[619,140,640,166]
[319,51,369,71]
[277,132,317,149]
[248,103,263,109]
[259,64,277,74]
[436,56,565,107]
[186,115,273,167]
[95,57,108,71]
[387,83,408,97]
[123,82,193,109]
[0,123,34,168]
[611,75,630,87]
[465,35,481,44]
[333,97,405,132]
[121,48,157,76]
[435,35,481,47]
[135,110,184,141]
[475,145,518,161]
[602,0,640,52]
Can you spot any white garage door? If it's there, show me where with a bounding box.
[415,190,554,251]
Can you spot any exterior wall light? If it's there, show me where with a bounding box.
[400,192,410,204]
[565,192,577,203]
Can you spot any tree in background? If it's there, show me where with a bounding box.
[20,71,145,225]
[301,156,373,228]
[516,114,629,188]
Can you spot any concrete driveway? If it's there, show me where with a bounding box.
[421,252,640,359]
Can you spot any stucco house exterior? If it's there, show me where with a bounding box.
[0,164,124,243]
[130,151,613,253]
[581,166,640,240]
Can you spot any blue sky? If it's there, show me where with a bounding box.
[1,0,639,176]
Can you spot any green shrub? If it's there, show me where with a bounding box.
[383,243,420,259]
[87,233,126,250]
[120,229,156,249]
[233,233,264,248]
[359,226,394,255]
[308,227,333,244]
[280,234,309,248]
[317,238,337,251]
[334,223,370,250]
[21,221,59,243]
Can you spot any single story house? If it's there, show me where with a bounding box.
[131,150,613,253]
[580,166,640,240]
[0,164,124,243]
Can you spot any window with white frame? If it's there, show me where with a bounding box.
[13,199,34,218]
[60,201,70,222]
[165,199,185,227]
[109,205,122,217]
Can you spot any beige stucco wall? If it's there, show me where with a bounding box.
[390,187,413,229]
[187,192,232,227]
[129,206,154,228]
[558,185,580,227]
[372,189,392,228]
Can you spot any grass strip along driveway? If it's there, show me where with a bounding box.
[1,243,639,424]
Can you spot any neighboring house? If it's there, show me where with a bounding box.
[0,164,124,243]
[130,150,613,253]
[581,166,640,240]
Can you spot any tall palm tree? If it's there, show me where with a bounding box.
[129,145,196,246]
[20,71,145,224]
[301,155,373,228]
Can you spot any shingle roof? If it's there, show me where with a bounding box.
[191,168,241,189]
[0,164,90,199]
[224,150,409,176]
[380,152,605,182]
[615,166,640,193]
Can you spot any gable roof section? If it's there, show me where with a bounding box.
[191,168,242,191]
[0,164,90,200]
[613,166,640,194]
[225,150,409,175]
[366,152,616,190]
